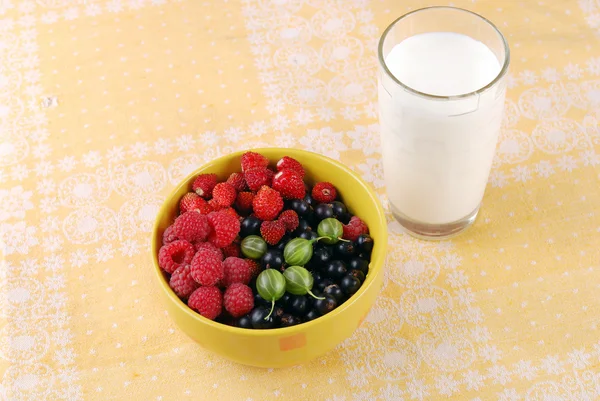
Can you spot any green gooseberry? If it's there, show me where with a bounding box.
[256,269,286,319]
[283,265,324,300]
[317,218,345,244]
[241,235,267,259]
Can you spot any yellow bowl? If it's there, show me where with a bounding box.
[151,148,388,368]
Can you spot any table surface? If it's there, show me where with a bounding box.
[2,0,600,400]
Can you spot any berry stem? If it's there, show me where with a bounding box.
[307,290,325,300]
[265,300,275,320]
[337,237,351,243]
[312,236,329,243]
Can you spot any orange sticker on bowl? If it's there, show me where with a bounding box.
[279,333,307,351]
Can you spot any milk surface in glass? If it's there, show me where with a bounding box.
[379,32,504,225]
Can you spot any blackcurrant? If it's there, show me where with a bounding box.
[311,246,333,267]
[314,295,338,315]
[299,231,318,241]
[280,314,301,327]
[240,216,261,237]
[314,203,334,221]
[348,269,366,283]
[254,293,270,306]
[261,249,284,270]
[348,258,369,275]
[315,278,333,292]
[329,201,347,217]
[337,212,352,224]
[305,309,320,321]
[356,234,373,254]
[334,241,356,258]
[304,193,316,207]
[250,307,276,329]
[295,219,312,234]
[325,260,347,279]
[276,234,292,251]
[278,293,292,308]
[273,306,285,323]
[236,315,253,329]
[289,199,311,217]
[323,284,344,303]
[340,275,362,296]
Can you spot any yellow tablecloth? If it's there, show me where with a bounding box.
[1,0,600,400]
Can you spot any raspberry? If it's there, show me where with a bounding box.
[171,211,211,243]
[162,225,178,245]
[244,168,274,192]
[188,286,222,320]
[169,265,199,299]
[207,210,241,248]
[278,210,299,232]
[190,248,224,286]
[194,241,224,260]
[349,216,369,235]
[208,198,225,211]
[241,151,269,172]
[221,207,241,221]
[235,191,254,213]
[212,182,237,207]
[312,182,337,203]
[222,257,252,286]
[272,169,305,200]
[179,192,212,215]
[223,283,254,318]
[253,185,284,221]
[226,172,247,192]
[245,259,261,279]
[260,220,286,245]
[222,242,241,258]
[342,222,362,241]
[158,240,195,274]
[276,156,305,178]
[192,173,218,199]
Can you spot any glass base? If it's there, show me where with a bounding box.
[390,204,480,240]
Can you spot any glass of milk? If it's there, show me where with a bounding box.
[378,6,510,239]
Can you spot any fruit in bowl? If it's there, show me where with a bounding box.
[151,148,387,367]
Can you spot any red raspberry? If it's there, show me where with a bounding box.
[226,172,247,192]
[222,257,252,286]
[278,210,299,232]
[312,182,337,203]
[207,210,241,248]
[179,192,212,215]
[349,216,369,235]
[276,156,305,178]
[222,242,241,258]
[220,207,241,221]
[194,241,224,260]
[162,225,178,245]
[192,173,218,199]
[235,191,254,214]
[212,182,237,207]
[241,151,269,172]
[158,240,195,274]
[223,283,254,318]
[171,211,211,243]
[342,222,363,241]
[260,220,286,245]
[208,198,226,211]
[253,186,283,221]
[272,169,305,200]
[188,286,222,320]
[245,259,261,279]
[190,248,224,286]
[244,168,274,192]
[169,265,199,299]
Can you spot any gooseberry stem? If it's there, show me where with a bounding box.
[307,290,325,300]
[265,300,275,320]
[312,236,329,243]
[337,238,350,242]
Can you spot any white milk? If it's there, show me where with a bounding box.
[379,32,505,225]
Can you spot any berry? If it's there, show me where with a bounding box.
[342,223,362,241]
[315,278,334,292]
[314,294,337,315]
[261,249,284,270]
[329,201,347,218]
[190,248,224,286]
[294,219,312,234]
[222,257,253,286]
[314,204,334,221]
[254,292,270,307]
[348,269,366,282]
[312,182,337,203]
[235,192,255,214]
[349,216,369,235]
[311,246,333,267]
[253,186,284,221]
[226,172,247,192]
[245,258,262,279]
[162,225,178,244]
[212,183,237,207]
[287,294,309,316]
[334,241,356,258]
[188,286,222,320]
[250,306,276,329]
[240,215,261,237]
[236,315,253,329]
[303,193,316,207]
[272,169,305,200]
[323,284,344,303]
[241,151,269,172]
[171,211,211,243]
[299,231,318,241]
[179,192,212,214]
[288,199,311,217]
[158,240,195,274]
[241,235,267,259]
[206,210,241,248]
[276,156,305,178]
[348,258,369,275]
[276,234,292,251]
[223,283,254,318]
[325,260,347,279]
[280,314,301,327]
[356,234,374,254]
[222,242,241,258]
[305,309,320,321]
[220,207,241,220]
[208,198,225,211]
[194,241,224,260]
[244,168,274,192]
[169,265,199,299]
[192,173,218,199]
[278,210,299,232]
[340,275,361,296]
[260,220,286,245]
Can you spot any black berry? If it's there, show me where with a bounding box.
[287,294,309,316]
[250,307,276,329]
[305,309,320,321]
[334,241,356,258]
[299,231,318,241]
[236,315,253,329]
[356,234,373,254]
[315,278,333,292]
[330,201,347,217]
[304,193,316,207]
[276,234,292,251]
[280,314,301,327]
[254,293,270,306]
[348,269,366,283]
[325,260,347,279]
[340,275,361,296]
[314,204,334,221]
[295,219,312,234]
[314,295,337,315]
[289,199,311,217]
[261,249,284,270]
[240,216,261,237]
[311,246,333,267]
[273,306,285,323]
[349,258,369,275]
[278,292,292,308]
[323,284,344,303]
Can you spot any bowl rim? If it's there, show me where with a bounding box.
[151,148,388,336]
